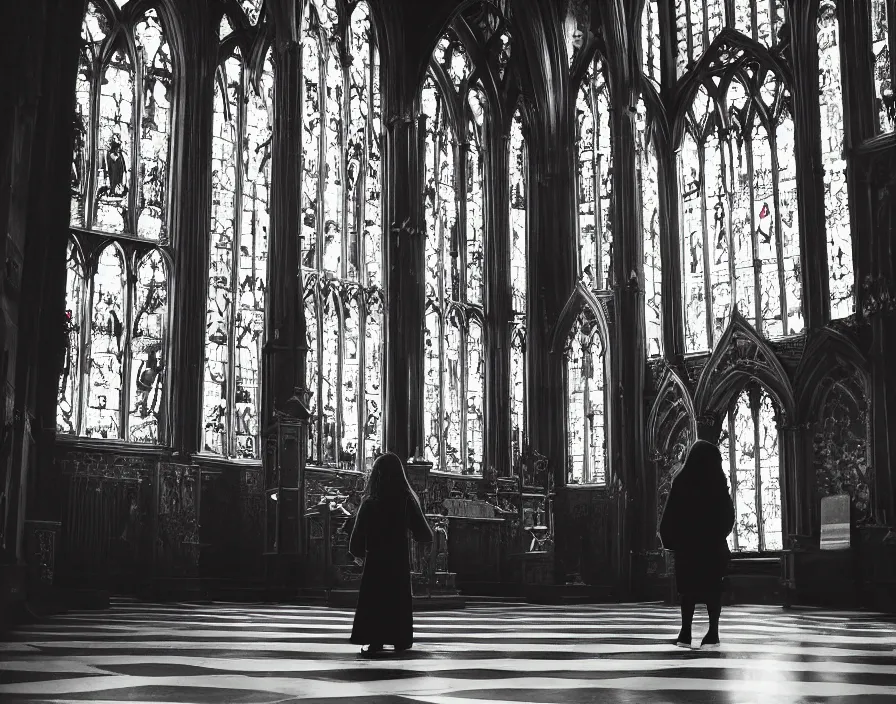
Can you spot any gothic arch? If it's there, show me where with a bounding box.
[694,309,795,424]
[647,366,697,461]
[795,327,870,423]
[647,364,697,538]
[670,30,793,148]
[550,282,611,357]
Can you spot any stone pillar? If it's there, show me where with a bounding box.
[383,115,424,460]
[168,3,216,456]
[263,33,309,421]
[778,421,813,541]
[789,0,831,329]
[485,130,512,477]
[655,0,685,362]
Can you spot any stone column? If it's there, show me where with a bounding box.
[789,0,831,329]
[263,33,308,422]
[168,3,216,456]
[383,114,424,460]
[484,129,512,477]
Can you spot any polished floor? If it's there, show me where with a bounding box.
[1,598,896,703]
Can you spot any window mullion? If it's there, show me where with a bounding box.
[120,252,133,440]
[591,79,602,289]
[746,124,761,333]
[769,124,789,337]
[227,68,246,459]
[698,139,713,349]
[78,249,95,436]
[86,50,102,231]
[752,389,765,551]
[129,29,141,236]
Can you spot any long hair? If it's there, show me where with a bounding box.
[365,452,420,505]
[673,439,728,492]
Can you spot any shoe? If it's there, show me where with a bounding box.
[360,644,384,657]
[700,635,720,650]
[673,639,692,649]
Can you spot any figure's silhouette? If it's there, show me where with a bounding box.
[660,439,735,650]
[349,452,433,656]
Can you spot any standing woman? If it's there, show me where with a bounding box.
[349,452,433,655]
[659,439,735,649]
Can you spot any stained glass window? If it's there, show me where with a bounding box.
[566,311,607,485]
[718,385,782,552]
[637,99,662,358]
[871,0,894,132]
[510,108,528,465]
[575,54,613,291]
[59,2,173,442]
[680,70,803,353]
[301,1,383,471]
[819,1,855,319]
[675,0,785,77]
[422,29,486,475]
[202,40,272,459]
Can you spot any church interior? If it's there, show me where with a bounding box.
[1,0,896,700]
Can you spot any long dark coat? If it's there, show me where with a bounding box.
[349,494,433,647]
[659,443,735,598]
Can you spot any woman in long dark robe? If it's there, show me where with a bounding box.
[659,439,735,650]
[349,452,433,655]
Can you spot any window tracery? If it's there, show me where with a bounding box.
[575,54,613,291]
[818,1,854,319]
[422,22,496,475]
[718,384,782,552]
[679,68,802,354]
[60,1,173,443]
[510,108,527,466]
[872,0,894,133]
[637,98,662,358]
[565,311,607,486]
[301,0,383,471]
[202,27,272,459]
[675,0,786,77]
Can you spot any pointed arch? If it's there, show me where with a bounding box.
[648,366,697,461]
[695,310,795,424]
[795,327,870,421]
[551,282,611,357]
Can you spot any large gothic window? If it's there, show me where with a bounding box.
[575,53,613,291]
[509,107,528,466]
[638,99,662,358]
[565,311,608,486]
[871,0,894,133]
[300,1,383,471]
[60,2,173,442]
[819,1,854,319]
[718,384,782,552]
[203,7,272,459]
[679,72,802,353]
[421,31,489,475]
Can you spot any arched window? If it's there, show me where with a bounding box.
[300,1,383,471]
[818,1,855,319]
[871,0,894,133]
[60,2,173,442]
[680,71,802,354]
[575,54,613,291]
[637,98,662,358]
[565,311,608,485]
[509,107,528,465]
[422,30,486,475]
[202,10,273,459]
[675,0,785,77]
[718,384,782,552]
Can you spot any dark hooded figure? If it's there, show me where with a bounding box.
[659,439,735,650]
[349,452,433,655]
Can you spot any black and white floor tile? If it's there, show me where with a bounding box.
[2,598,896,703]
